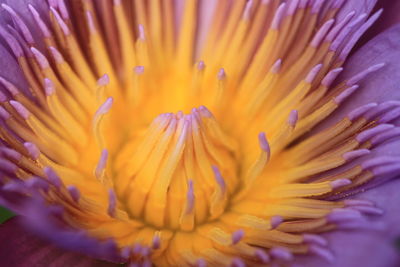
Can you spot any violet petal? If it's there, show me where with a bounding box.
[0,217,120,267]
[296,178,400,267]
[315,24,400,129]
[339,24,400,104]
[300,24,400,267]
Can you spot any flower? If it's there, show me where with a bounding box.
[0,0,399,266]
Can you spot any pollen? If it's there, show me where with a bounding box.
[0,0,399,266]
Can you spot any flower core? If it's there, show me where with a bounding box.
[116,107,239,230]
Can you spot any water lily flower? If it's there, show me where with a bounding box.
[0,0,399,266]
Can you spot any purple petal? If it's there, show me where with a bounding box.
[0,189,125,264]
[297,178,400,267]
[0,217,120,267]
[299,24,400,267]
[341,24,400,103]
[316,24,400,128]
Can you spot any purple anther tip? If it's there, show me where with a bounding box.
[321,68,343,87]
[349,205,384,216]
[288,110,298,128]
[186,179,195,213]
[196,258,207,267]
[44,78,55,96]
[242,0,253,20]
[361,156,400,170]
[44,167,62,189]
[326,11,355,42]
[198,105,213,117]
[0,159,18,173]
[152,234,161,249]
[107,189,117,217]
[197,61,205,71]
[25,177,49,192]
[67,185,80,203]
[270,215,283,229]
[309,245,335,263]
[132,244,142,254]
[231,229,245,244]
[271,3,286,30]
[97,74,110,86]
[30,47,50,69]
[50,7,71,36]
[330,179,351,189]
[134,66,144,75]
[327,208,362,223]
[311,0,324,14]
[141,246,151,257]
[176,110,184,119]
[299,0,308,8]
[270,247,293,261]
[96,97,114,115]
[347,103,377,121]
[120,246,132,259]
[255,249,270,263]
[332,0,345,9]
[95,149,109,179]
[258,132,271,153]
[231,258,245,267]
[142,260,152,267]
[334,85,359,104]
[0,147,21,161]
[217,68,226,80]
[2,4,35,44]
[0,106,10,120]
[0,91,6,102]
[57,0,70,20]
[344,199,374,207]
[356,124,395,143]
[271,59,282,74]
[85,11,96,33]
[371,128,400,146]
[212,166,226,192]
[138,24,145,40]
[346,63,385,86]
[10,100,30,119]
[49,46,64,63]
[379,107,400,123]
[342,149,370,161]
[372,163,400,176]
[303,234,328,247]
[311,19,335,48]
[287,0,299,16]
[305,64,323,83]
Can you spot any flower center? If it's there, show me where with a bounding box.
[114,106,239,230]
